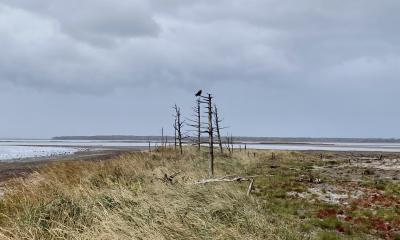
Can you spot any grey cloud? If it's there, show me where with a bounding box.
[1,0,400,138]
[0,0,400,95]
[2,0,160,45]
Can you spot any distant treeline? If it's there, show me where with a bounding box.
[52,135,175,141]
[52,135,400,143]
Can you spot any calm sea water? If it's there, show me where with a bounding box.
[1,140,400,162]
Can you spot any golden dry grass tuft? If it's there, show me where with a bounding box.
[0,148,372,239]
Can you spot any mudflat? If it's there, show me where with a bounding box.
[0,149,134,184]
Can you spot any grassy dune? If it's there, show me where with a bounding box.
[0,148,398,239]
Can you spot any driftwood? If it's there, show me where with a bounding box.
[193,175,257,184]
[246,178,254,196]
[193,175,258,196]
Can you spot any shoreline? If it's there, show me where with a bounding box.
[0,147,398,184]
[0,148,144,184]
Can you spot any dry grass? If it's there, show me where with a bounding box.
[0,148,380,239]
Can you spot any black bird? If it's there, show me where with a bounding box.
[195,90,202,97]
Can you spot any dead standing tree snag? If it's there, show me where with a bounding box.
[190,91,226,176]
[173,104,184,155]
[205,94,214,177]
[225,134,234,155]
[187,98,202,151]
[196,99,201,151]
[161,128,164,149]
[173,119,177,150]
[196,92,215,177]
[213,104,224,154]
[169,90,258,195]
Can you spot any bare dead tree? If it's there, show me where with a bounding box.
[213,104,224,154]
[148,137,151,152]
[230,134,234,153]
[197,93,215,176]
[161,128,164,149]
[174,104,184,155]
[226,133,232,154]
[190,91,230,176]
[173,119,177,150]
[206,94,214,176]
[187,99,203,151]
[196,99,201,150]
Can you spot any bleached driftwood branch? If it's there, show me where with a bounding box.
[193,175,259,196]
[246,178,254,196]
[193,175,257,185]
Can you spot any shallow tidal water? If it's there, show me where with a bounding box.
[1,140,400,162]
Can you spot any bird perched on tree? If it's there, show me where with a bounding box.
[195,90,202,97]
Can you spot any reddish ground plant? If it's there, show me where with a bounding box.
[317,208,338,219]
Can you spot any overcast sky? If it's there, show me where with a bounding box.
[0,0,399,139]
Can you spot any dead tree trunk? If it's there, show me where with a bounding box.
[161,128,164,150]
[230,134,234,153]
[206,94,214,176]
[213,104,223,154]
[174,104,183,155]
[197,99,201,151]
[226,134,232,154]
[187,99,202,151]
[173,120,177,150]
[148,139,151,152]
